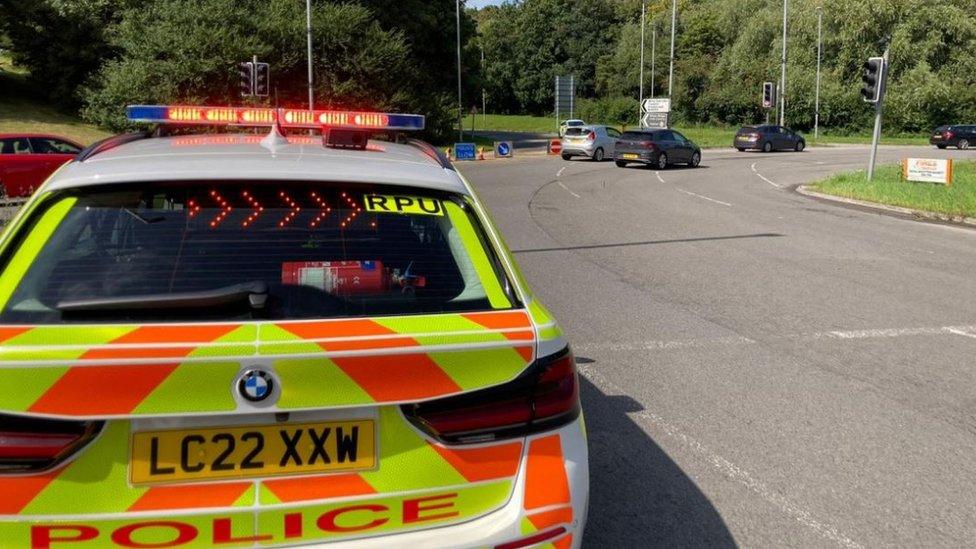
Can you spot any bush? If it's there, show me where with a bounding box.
[576,96,639,127]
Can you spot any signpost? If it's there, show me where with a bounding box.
[640,98,671,129]
[555,75,576,133]
[495,141,514,158]
[453,143,477,161]
[903,158,953,186]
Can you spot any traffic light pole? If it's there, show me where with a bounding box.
[866,49,888,181]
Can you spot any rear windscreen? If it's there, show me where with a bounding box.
[564,128,587,136]
[621,132,654,140]
[0,182,514,323]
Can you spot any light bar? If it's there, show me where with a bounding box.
[126,105,425,131]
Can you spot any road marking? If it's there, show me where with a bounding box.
[575,324,976,353]
[675,188,732,207]
[654,171,665,183]
[557,180,580,198]
[557,166,567,177]
[577,363,864,549]
[751,162,781,188]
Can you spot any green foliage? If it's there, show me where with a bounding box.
[479,0,619,115]
[481,0,976,133]
[577,96,638,126]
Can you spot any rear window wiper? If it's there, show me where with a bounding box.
[56,281,269,312]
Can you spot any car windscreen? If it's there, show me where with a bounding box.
[620,131,654,140]
[0,182,515,323]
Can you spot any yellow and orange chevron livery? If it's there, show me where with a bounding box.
[0,310,536,418]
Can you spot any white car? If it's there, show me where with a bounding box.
[560,125,621,162]
[0,105,588,548]
[558,119,586,137]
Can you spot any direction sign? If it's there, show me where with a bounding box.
[495,141,513,158]
[453,143,476,161]
[555,75,575,119]
[641,112,669,129]
[641,98,671,113]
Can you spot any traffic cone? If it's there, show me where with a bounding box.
[444,148,452,160]
[477,147,485,160]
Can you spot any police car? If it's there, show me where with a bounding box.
[0,106,587,548]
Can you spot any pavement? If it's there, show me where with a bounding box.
[458,145,976,548]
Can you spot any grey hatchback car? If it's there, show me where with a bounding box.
[734,125,805,152]
[613,129,701,169]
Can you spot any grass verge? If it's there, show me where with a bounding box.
[810,161,976,219]
[0,55,110,145]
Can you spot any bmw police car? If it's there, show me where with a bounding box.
[0,106,587,548]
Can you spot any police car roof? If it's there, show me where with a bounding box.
[46,133,467,195]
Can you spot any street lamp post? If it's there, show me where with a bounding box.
[779,0,788,127]
[456,0,463,142]
[639,0,646,120]
[668,0,676,98]
[651,24,656,98]
[815,6,822,139]
[306,0,313,111]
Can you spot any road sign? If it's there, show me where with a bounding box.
[555,75,576,128]
[549,139,563,155]
[903,158,953,186]
[641,112,669,129]
[454,143,476,161]
[495,141,513,158]
[641,98,671,113]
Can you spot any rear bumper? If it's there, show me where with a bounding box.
[613,151,655,163]
[929,138,955,146]
[560,144,594,157]
[0,419,589,548]
[733,138,759,149]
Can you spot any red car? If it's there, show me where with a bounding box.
[0,134,83,198]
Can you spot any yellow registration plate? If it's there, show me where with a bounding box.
[130,420,376,485]
[622,153,640,160]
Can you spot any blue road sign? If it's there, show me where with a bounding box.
[495,141,513,158]
[454,143,476,161]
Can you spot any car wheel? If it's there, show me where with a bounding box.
[958,139,970,150]
[615,160,627,168]
[656,153,668,170]
[561,153,571,160]
[689,151,701,167]
[593,147,604,162]
[795,140,805,152]
[937,144,947,149]
[736,147,746,152]
[762,141,772,153]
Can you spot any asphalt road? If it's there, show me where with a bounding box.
[459,145,976,548]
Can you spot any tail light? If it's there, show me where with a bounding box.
[642,141,657,151]
[586,131,596,142]
[0,415,102,473]
[496,527,568,549]
[946,131,954,139]
[403,348,579,444]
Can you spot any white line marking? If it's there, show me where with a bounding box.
[577,364,864,549]
[675,188,733,207]
[557,180,580,198]
[751,162,781,188]
[947,327,976,339]
[575,324,976,352]
[654,171,665,183]
[557,166,567,177]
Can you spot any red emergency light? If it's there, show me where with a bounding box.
[127,105,424,130]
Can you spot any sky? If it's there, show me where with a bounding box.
[468,0,506,8]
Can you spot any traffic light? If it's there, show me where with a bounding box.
[238,61,254,97]
[254,62,270,97]
[861,57,884,103]
[762,82,775,108]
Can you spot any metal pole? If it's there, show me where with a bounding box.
[651,25,656,98]
[306,0,313,111]
[639,0,646,120]
[779,0,788,126]
[456,0,463,142]
[867,49,888,181]
[668,0,676,98]
[481,47,486,128]
[814,6,821,139]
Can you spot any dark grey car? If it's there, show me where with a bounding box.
[613,129,701,169]
[734,125,805,152]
